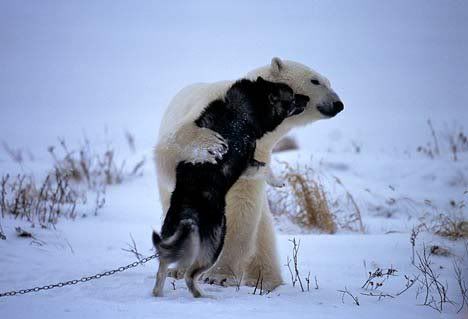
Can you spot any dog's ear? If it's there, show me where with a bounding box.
[257,76,265,84]
[268,93,279,105]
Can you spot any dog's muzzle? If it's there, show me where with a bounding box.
[289,94,310,116]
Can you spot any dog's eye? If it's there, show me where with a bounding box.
[311,79,320,85]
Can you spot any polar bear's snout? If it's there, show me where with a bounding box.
[316,94,344,118]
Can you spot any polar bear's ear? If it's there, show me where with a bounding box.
[271,57,284,75]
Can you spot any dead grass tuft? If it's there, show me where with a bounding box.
[268,160,365,233]
[432,214,468,240]
[1,134,145,231]
[0,170,83,228]
[268,161,336,234]
[417,119,467,161]
[48,138,145,190]
[421,199,468,240]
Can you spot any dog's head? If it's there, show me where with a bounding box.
[254,77,309,133]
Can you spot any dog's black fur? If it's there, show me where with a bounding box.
[152,77,309,297]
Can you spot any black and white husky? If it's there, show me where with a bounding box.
[152,77,309,297]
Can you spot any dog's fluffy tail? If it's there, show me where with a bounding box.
[152,219,196,262]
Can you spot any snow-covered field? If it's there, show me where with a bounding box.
[1,1,467,318]
[0,148,466,319]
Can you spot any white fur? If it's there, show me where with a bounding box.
[154,58,341,290]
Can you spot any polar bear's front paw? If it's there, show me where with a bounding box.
[184,128,228,164]
[242,276,282,292]
[200,273,238,287]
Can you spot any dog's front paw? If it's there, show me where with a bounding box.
[167,267,185,279]
[185,128,228,164]
[152,287,164,297]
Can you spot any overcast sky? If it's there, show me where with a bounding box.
[1,0,467,154]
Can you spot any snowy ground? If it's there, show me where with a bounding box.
[1,1,467,318]
[0,147,466,319]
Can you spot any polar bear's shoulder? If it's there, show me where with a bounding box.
[159,80,234,138]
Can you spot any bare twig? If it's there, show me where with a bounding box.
[453,260,468,313]
[396,274,419,296]
[410,225,423,265]
[125,131,136,153]
[305,272,311,292]
[252,269,264,295]
[361,267,397,290]
[0,222,5,240]
[226,266,243,292]
[121,233,143,261]
[428,119,440,156]
[338,287,360,306]
[288,238,305,292]
[2,142,23,164]
[414,246,454,312]
[360,291,395,300]
[285,256,296,287]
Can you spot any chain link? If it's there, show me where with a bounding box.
[0,254,158,298]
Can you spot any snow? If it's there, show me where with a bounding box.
[1,1,467,318]
[1,149,466,318]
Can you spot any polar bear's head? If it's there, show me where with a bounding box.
[246,57,344,130]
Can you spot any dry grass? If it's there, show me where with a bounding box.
[331,176,365,232]
[268,161,364,233]
[48,138,145,190]
[2,142,24,164]
[432,214,468,240]
[417,119,467,161]
[0,170,83,228]
[0,134,145,232]
[268,161,336,233]
[421,199,468,240]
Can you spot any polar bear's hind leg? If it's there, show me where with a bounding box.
[244,194,283,290]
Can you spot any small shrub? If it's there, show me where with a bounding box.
[1,134,145,230]
[268,161,365,233]
[268,161,336,233]
[432,214,468,240]
[0,170,83,228]
[48,138,145,190]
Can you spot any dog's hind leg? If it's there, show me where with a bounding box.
[185,262,211,298]
[153,259,169,297]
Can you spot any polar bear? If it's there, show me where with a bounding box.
[155,57,343,291]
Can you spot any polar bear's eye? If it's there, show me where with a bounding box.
[311,79,320,85]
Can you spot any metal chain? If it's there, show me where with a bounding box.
[0,254,158,298]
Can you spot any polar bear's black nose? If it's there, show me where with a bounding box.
[332,101,344,115]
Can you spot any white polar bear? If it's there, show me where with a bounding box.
[155,57,343,290]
